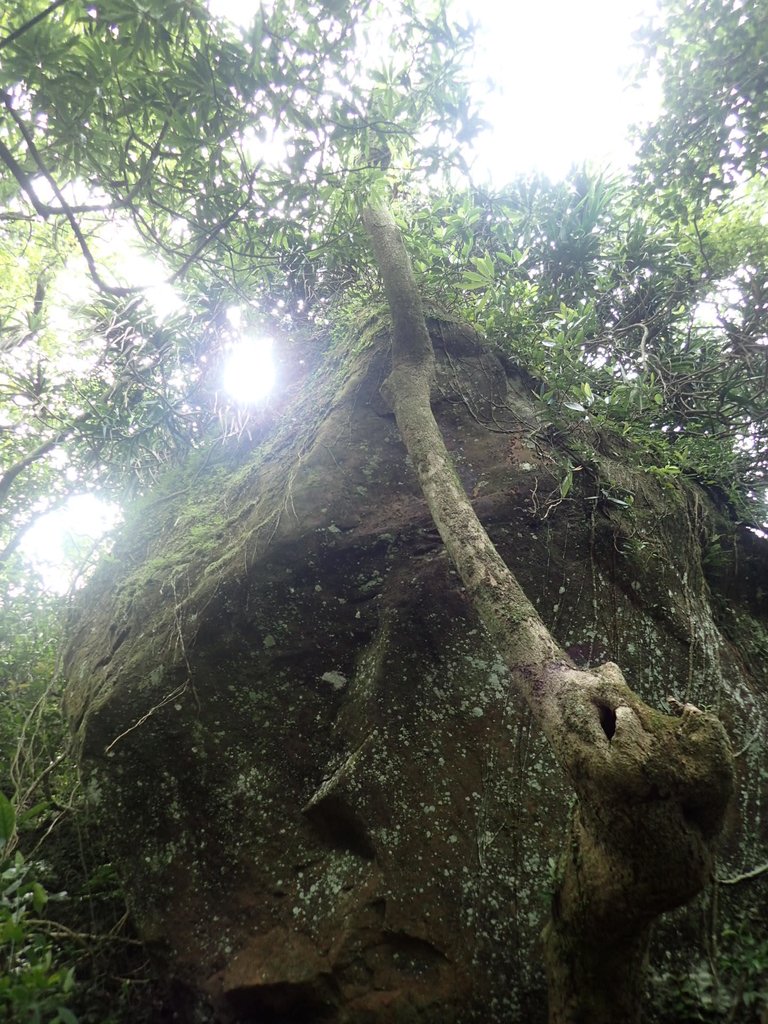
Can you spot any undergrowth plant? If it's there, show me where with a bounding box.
[0,793,78,1024]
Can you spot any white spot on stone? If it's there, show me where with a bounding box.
[321,671,347,690]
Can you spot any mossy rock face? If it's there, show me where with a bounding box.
[63,326,768,1023]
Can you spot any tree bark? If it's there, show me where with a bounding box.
[362,198,734,1023]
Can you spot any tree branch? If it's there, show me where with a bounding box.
[362,198,561,709]
[717,861,768,885]
[0,0,68,53]
[1,93,141,297]
[0,492,72,569]
[0,410,90,511]
[0,136,124,214]
[168,174,259,285]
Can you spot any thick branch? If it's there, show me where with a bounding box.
[0,411,89,511]
[360,203,434,369]
[0,433,65,507]
[0,114,176,230]
[0,140,124,214]
[362,201,561,699]
[717,861,768,885]
[0,493,72,569]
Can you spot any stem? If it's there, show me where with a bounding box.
[361,200,561,709]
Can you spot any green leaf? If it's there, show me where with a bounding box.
[0,920,25,944]
[54,1008,79,1024]
[461,271,489,291]
[0,792,15,849]
[17,801,49,828]
[31,881,49,913]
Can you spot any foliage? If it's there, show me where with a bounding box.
[0,0,766,553]
[0,571,179,1024]
[0,789,162,1024]
[648,911,768,1023]
[0,566,77,1021]
[0,581,58,759]
[635,0,768,209]
[718,918,768,1021]
[0,795,77,1024]
[0,0,482,562]
[394,172,768,519]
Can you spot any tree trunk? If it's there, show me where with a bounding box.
[362,198,734,1023]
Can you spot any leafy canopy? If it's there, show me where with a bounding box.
[636,0,768,208]
[0,0,767,587]
[395,172,768,515]
[0,0,480,566]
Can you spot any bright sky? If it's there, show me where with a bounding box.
[18,0,662,592]
[205,0,662,182]
[222,306,276,402]
[19,494,123,594]
[463,0,661,182]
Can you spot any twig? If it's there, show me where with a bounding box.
[25,919,143,946]
[717,862,768,885]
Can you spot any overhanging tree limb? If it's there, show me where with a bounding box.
[0,139,125,215]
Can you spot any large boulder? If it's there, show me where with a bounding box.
[63,321,768,1022]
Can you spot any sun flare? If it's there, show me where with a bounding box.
[222,338,277,404]
[19,495,123,594]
